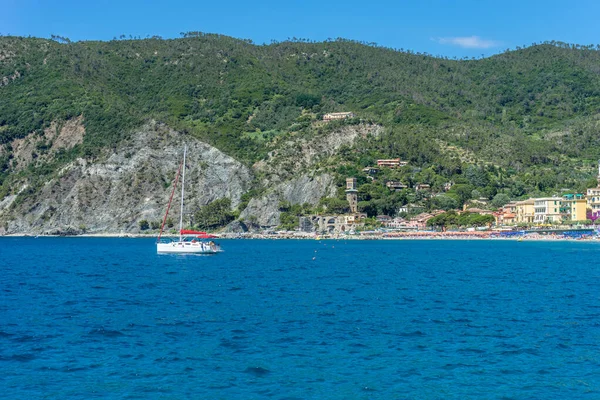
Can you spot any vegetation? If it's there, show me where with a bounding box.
[193,198,236,230]
[3,34,600,228]
[426,211,495,229]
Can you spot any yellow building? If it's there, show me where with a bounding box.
[534,198,562,224]
[561,194,587,222]
[515,199,535,224]
[587,187,600,217]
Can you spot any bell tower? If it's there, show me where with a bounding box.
[345,177,358,213]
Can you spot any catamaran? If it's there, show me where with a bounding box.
[156,145,221,254]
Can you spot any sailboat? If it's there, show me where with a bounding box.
[156,145,221,254]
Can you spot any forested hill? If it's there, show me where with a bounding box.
[2,34,600,212]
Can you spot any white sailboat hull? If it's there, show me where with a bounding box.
[157,241,219,254]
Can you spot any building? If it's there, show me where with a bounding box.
[362,167,379,175]
[587,161,600,218]
[385,181,408,191]
[323,112,355,121]
[414,183,431,191]
[409,213,435,229]
[493,201,518,226]
[344,177,358,213]
[300,214,366,234]
[561,194,587,222]
[398,204,425,214]
[503,202,518,214]
[515,199,535,224]
[376,158,408,168]
[534,197,562,224]
[384,217,412,229]
[587,187,600,217]
[376,215,392,223]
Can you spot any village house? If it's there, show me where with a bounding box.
[376,158,408,168]
[493,202,518,226]
[322,112,355,121]
[385,181,408,191]
[362,167,379,175]
[414,183,431,191]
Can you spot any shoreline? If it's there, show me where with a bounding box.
[2,232,599,242]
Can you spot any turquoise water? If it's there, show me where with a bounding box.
[1,238,599,399]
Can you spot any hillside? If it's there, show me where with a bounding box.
[1,34,600,233]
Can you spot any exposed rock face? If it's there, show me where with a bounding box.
[1,122,253,234]
[0,69,21,87]
[240,173,337,227]
[6,116,85,171]
[0,122,382,234]
[255,123,382,185]
[239,124,381,227]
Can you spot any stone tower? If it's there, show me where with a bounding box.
[345,177,358,213]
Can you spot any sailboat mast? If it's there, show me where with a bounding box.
[179,145,187,242]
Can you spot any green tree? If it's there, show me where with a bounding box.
[194,198,236,230]
[431,195,458,211]
[491,193,511,208]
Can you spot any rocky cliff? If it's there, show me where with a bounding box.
[239,123,382,227]
[0,121,382,234]
[0,122,253,234]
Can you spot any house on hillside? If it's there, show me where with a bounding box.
[385,181,408,191]
[398,203,425,214]
[414,183,431,191]
[377,158,408,168]
[323,112,355,121]
[362,167,379,175]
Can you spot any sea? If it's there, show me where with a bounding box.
[1,237,599,399]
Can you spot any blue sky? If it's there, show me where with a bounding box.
[2,0,599,58]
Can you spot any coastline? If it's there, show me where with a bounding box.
[2,231,599,242]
